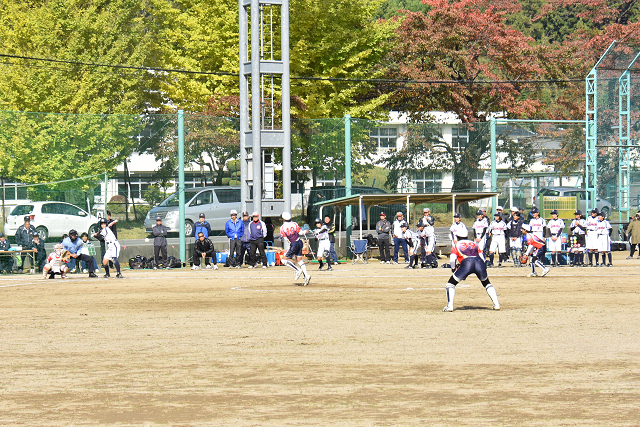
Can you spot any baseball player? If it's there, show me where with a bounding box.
[421,219,437,268]
[449,213,468,267]
[472,209,489,260]
[442,230,501,312]
[488,212,507,267]
[42,243,70,279]
[507,211,524,267]
[401,222,421,269]
[529,207,547,240]
[585,208,600,266]
[313,218,333,271]
[93,217,123,278]
[547,210,566,267]
[279,212,310,285]
[521,224,550,277]
[569,210,587,267]
[596,211,612,267]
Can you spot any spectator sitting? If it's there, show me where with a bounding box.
[238,211,252,268]
[79,232,99,273]
[152,216,168,269]
[192,232,218,270]
[194,213,211,238]
[0,232,12,274]
[30,234,47,273]
[62,229,98,277]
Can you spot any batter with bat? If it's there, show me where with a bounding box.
[93,217,124,278]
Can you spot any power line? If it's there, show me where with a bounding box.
[0,52,584,86]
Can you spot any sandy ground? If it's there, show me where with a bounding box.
[1,252,640,426]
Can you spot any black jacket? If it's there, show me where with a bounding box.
[194,238,215,255]
[30,239,47,261]
[152,224,167,247]
[15,225,38,246]
[325,221,336,243]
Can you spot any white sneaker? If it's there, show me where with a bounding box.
[205,264,212,270]
[492,305,501,310]
[303,274,311,286]
[529,272,538,277]
[380,260,385,264]
[294,269,302,281]
[442,306,453,312]
[213,265,219,270]
[82,269,88,274]
[191,265,199,270]
[248,265,254,269]
[262,265,267,269]
[541,268,550,277]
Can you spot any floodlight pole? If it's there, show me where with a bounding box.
[490,117,497,211]
[618,51,640,221]
[178,109,186,263]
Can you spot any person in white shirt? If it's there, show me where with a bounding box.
[529,207,547,240]
[401,223,421,269]
[488,212,507,267]
[585,208,600,266]
[449,213,468,267]
[547,209,566,267]
[569,210,587,267]
[313,218,333,271]
[596,211,613,266]
[392,212,409,264]
[472,209,489,258]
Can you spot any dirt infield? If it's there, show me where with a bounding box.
[2,253,640,426]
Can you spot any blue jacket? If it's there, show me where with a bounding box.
[249,220,266,240]
[241,220,251,243]
[62,236,84,254]
[194,220,211,238]
[225,218,244,240]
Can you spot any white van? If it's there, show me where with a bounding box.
[144,187,251,236]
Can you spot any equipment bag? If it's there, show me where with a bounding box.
[166,256,182,268]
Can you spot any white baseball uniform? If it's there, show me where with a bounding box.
[488,220,507,253]
[547,218,566,252]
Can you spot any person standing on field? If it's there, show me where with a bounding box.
[376,212,391,263]
[225,210,244,267]
[152,216,168,269]
[626,211,640,259]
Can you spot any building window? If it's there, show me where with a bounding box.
[370,127,397,150]
[316,170,343,187]
[471,170,485,191]
[412,171,442,193]
[118,175,152,200]
[452,126,468,151]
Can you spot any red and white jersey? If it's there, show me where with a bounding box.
[596,219,612,236]
[525,234,545,250]
[450,240,481,263]
[586,215,599,234]
[529,217,546,238]
[488,220,507,236]
[46,252,67,271]
[280,221,301,242]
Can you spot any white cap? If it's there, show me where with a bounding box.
[456,228,469,238]
[230,209,238,215]
[396,211,403,217]
[510,206,518,212]
[497,205,503,210]
[281,212,291,221]
[522,224,531,232]
[423,207,430,212]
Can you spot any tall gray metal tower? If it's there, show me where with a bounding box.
[239,0,291,217]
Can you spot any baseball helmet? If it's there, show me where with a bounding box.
[23,215,31,222]
[522,224,531,232]
[476,209,483,216]
[69,229,78,236]
[453,213,461,218]
[531,207,539,214]
[550,209,559,215]
[574,210,582,216]
[281,211,291,221]
[99,217,109,225]
[456,228,468,239]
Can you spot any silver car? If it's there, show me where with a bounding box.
[144,187,249,236]
[534,187,612,216]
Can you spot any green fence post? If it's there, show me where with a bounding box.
[345,115,352,252]
[178,109,186,264]
[103,171,108,218]
[490,118,497,210]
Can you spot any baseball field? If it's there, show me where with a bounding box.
[1,253,639,426]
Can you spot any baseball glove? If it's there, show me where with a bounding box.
[519,254,529,265]
[62,250,71,261]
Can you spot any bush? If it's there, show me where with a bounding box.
[143,185,166,207]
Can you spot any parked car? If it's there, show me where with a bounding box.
[5,201,101,241]
[534,187,611,216]
[144,186,251,236]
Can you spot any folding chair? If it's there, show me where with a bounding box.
[351,239,369,264]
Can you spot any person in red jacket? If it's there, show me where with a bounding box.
[521,224,550,278]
